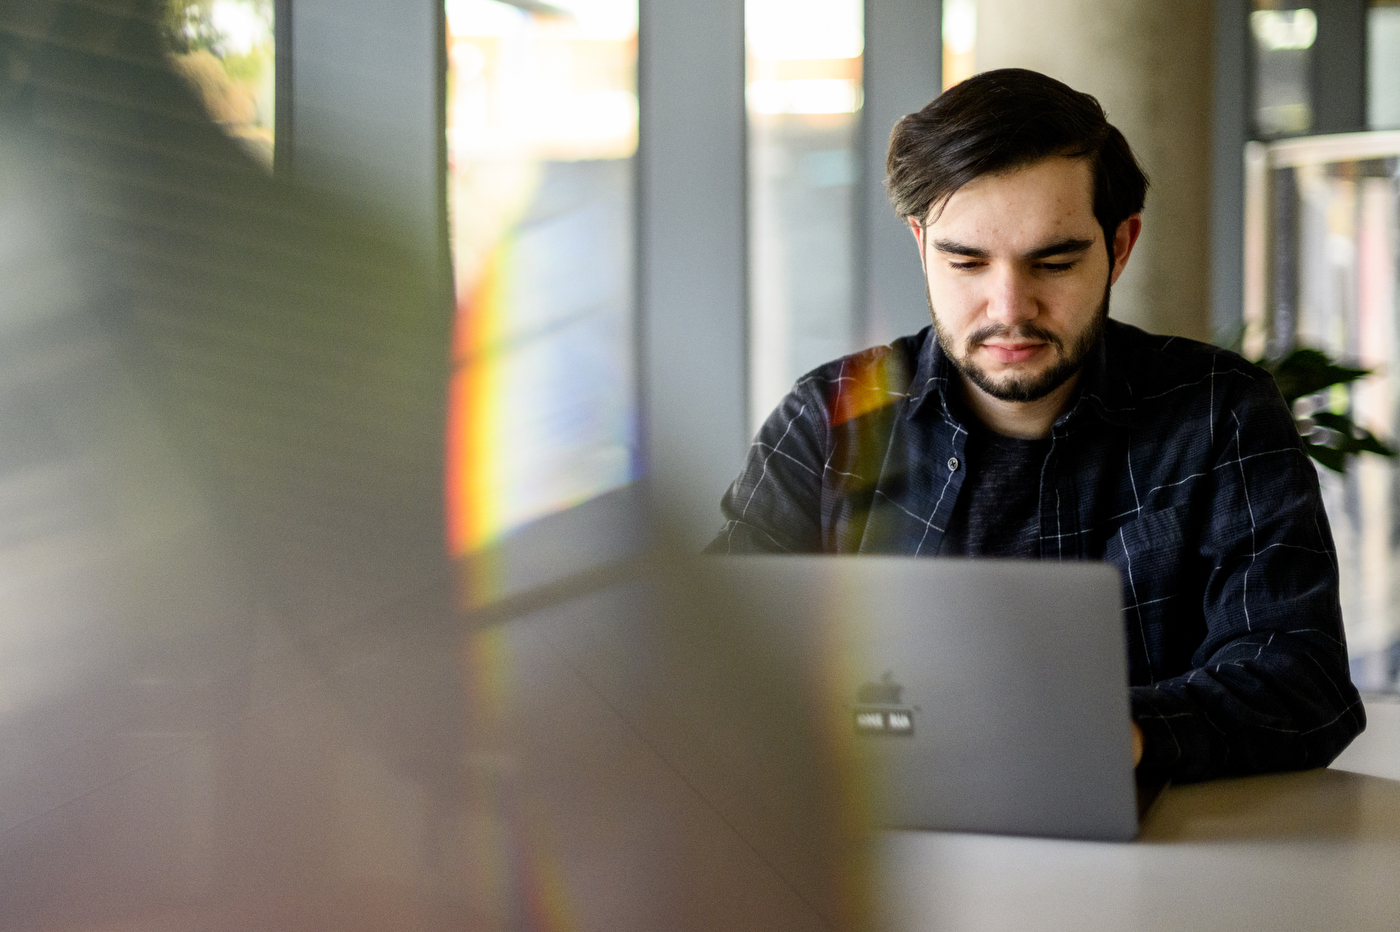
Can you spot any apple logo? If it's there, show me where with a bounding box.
[853,671,916,736]
[858,670,903,706]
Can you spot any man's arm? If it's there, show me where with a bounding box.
[1131,377,1364,783]
[706,380,830,554]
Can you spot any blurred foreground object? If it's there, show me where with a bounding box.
[0,3,872,929]
[464,546,875,931]
[0,1,458,926]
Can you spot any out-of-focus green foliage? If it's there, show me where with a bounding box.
[158,0,275,163]
[1262,348,1370,404]
[220,49,265,84]
[1256,348,1398,474]
[161,0,221,54]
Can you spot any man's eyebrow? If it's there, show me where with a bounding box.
[930,237,1097,260]
[931,239,989,258]
[1024,237,1095,260]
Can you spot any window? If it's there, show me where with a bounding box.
[1369,0,1400,129]
[745,0,863,432]
[942,0,976,91]
[161,0,276,166]
[1244,137,1400,692]
[1250,5,1317,138]
[444,0,640,557]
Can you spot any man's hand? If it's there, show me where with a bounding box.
[1131,721,1144,767]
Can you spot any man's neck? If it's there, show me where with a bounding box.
[958,373,1080,439]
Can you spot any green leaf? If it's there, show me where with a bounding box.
[1307,412,1398,458]
[1307,411,1354,434]
[1256,345,1396,472]
[1304,441,1348,473]
[1262,348,1372,403]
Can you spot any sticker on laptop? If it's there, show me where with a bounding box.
[853,671,918,737]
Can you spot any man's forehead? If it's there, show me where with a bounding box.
[923,156,1097,231]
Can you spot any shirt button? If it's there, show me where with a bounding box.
[947,456,959,472]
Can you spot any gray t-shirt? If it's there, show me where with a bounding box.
[938,425,1051,557]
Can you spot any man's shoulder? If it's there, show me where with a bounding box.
[794,327,928,390]
[785,327,930,422]
[1104,320,1272,406]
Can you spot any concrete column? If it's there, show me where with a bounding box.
[976,0,1215,342]
[861,0,944,346]
[290,0,446,262]
[638,0,749,547]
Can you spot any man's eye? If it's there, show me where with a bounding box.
[948,260,984,271]
[1036,261,1075,273]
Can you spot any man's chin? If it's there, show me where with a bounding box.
[964,362,1076,404]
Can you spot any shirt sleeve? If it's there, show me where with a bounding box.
[705,379,830,554]
[1131,376,1366,783]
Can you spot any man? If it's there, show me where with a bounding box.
[709,68,1363,784]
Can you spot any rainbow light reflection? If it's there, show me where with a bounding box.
[445,0,641,576]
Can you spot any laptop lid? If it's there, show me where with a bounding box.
[710,555,1141,842]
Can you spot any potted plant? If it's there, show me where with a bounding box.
[1258,348,1397,473]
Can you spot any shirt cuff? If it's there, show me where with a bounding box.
[1130,686,1211,783]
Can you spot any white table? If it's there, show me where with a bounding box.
[876,697,1400,932]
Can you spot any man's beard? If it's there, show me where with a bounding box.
[928,281,1111,403]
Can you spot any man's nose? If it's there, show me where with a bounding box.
[985,267,1039,325]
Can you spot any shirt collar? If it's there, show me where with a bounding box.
[906,320,1139,430]
[1060,322,1138,429]
[906,325,952,420]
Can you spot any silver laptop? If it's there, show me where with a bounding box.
[709,555,1152,842]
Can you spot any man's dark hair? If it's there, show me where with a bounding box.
[886,68,1148,255]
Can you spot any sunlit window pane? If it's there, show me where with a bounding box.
[1251,6,1317,138]
[161,0,276,166]
[1246,138,1400,692]
[942,0,976,91]
[445,0,640,556]
[1369,2,1400,129]
[746,0,863,433]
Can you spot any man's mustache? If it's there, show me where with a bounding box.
[966,323,1064,349]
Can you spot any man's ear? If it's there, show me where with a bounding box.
[908,217,927,273]
[1109,214,1142,285]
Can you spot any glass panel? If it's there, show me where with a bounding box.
[942,0,977,91]
[1295,158,1400,693]
[1368,2,1400,129]
[445,0,640,556]
[1250,6,1317,138]
[1250,141,1400,693]
[746,0,864,433]
[161,0,276,167]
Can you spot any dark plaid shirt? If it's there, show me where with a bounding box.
[709,320,1365,783]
